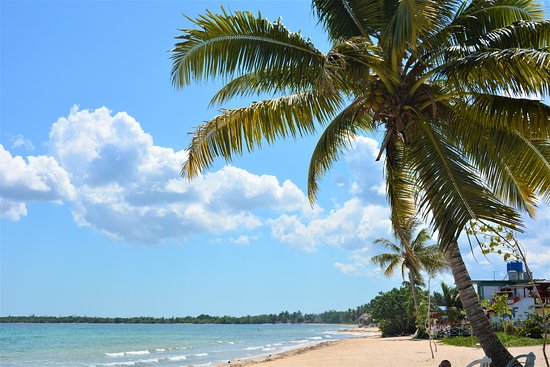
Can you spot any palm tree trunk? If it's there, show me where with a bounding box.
[446,242,513,367]
[409,271,420,316]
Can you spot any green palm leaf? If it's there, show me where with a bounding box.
[171,8,325,87]
[447,20,550,55]
[312,0,385,41]
[439,48,550,95]
[183,91,342,178]
[419,0,544,61]
[451,0,544,43]
[371,252,402,277]
[385,135,418,242]
[511,134,550,202]
[448,124,539,216]
[208,67,325,106]
[457,93,550,139]
[409,119,523,248]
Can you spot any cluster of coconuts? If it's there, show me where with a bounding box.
[364,80,388,113]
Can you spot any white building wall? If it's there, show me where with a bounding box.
[511,297,535,321]
[489,297,535,322]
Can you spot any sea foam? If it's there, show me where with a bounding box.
[126,350,150,356]
[167,355,187,361]
[105,352,125,357]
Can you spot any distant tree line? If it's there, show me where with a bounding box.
[0,307,369,325]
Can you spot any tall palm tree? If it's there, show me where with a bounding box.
[371,218,446,315]
[171,2,550,365]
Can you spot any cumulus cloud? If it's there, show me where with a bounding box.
[269,199,392,252]
[39,106,314,243]
[0,198,27,222]
[266,135,392,254]
[0,144,75,221]
[1,106,394,251]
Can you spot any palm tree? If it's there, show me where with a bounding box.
[433,282,465,326]
[171,2,550,365]
[371,218,446,315]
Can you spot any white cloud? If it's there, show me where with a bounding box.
[39,106,315,243]
[1,107,393,255]
[269,198,392,252]
[265,135,393,254]
[231,234,260,246]
[10,135,34,151]
[0,144,75,220]
[333,247,382,277]
[0,198,27,221]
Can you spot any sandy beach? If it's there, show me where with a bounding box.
[230,330,546,367]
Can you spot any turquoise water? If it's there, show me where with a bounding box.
[0,323,359,367]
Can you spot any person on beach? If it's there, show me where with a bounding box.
[439,360,452,367]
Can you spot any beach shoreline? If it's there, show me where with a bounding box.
[227,330,546,367]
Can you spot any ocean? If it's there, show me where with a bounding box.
[0,323,361,367]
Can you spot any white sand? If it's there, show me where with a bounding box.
[230,333,546,367]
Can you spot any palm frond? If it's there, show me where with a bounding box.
[458,94,550,139]
[171,8,325,87]
[412,228,432,248]
[312,0,385,41]
[384,0,417,70]
[373,238,402,254]
[512,134,550,203]
[409,119,523,249]
[447,20,550,56]
[438,49,550,96]
[417,244,448,274]
[419,0,544,63]
[445,105,548,216]
[183,91,342,178]
[451,0,544,43]
[385,134,418,242]
[330,38,399,92]
[208,67,327,106]
[308,99,375,203]
[371,253,402,278]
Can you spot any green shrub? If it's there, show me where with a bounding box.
[502,320,520,336]
[519,313,544,339]
[368,284,417,337]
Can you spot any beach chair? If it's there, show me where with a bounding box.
[504,352,536,367]
[465,356,492,367]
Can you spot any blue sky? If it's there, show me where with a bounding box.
[1,1,549,318]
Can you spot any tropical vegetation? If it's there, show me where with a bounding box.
[0,307,368,324]
[171,1,550,366]
[371,217,446,314]
[366,283,419,336]
[433,282,465,326]
[440,332,545,348]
